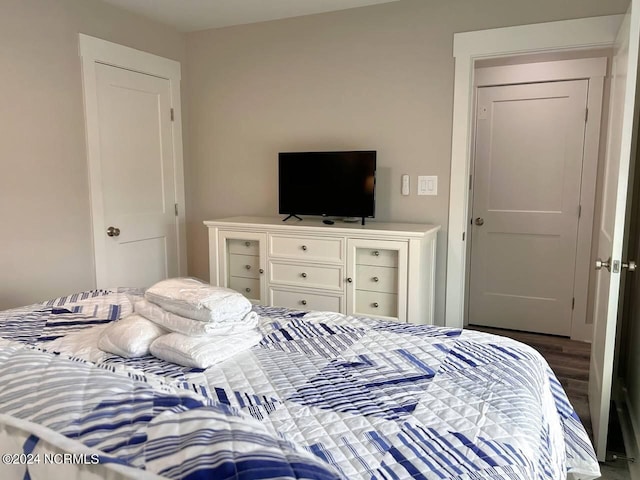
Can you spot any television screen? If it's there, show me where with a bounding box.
[278,151,376,219]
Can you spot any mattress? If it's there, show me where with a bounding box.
[0,289,601,480]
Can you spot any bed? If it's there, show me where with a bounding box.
[0,288,601,480]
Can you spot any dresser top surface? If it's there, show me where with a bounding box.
[204,216,440,236]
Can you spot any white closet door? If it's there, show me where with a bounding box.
[469,80,588,336]
[94,63,178,287]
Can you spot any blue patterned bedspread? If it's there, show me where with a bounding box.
[0,290,601,479]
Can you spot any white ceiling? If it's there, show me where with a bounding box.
[101,0,403,32]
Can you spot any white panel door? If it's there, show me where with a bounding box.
[95,63,178,287]
[590,2,640,461]
[469,80,588,335]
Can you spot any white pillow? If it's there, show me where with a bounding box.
[144,277,252,323]
[150,330,262,369]
[135,299,258,336]
[98,314,167,358]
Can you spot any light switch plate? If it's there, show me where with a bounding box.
[401,174,410,195]
[418,175,437,196]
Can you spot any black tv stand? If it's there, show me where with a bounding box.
[361,217,366,226]
[282,214,302,222]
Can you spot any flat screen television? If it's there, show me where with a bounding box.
[278,151,376,224]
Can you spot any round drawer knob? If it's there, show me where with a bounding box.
[259,268,264,274]
[245,241,251,247]
[301,272,307,278]
[372,250,380,256]
[245,265,251,270]
[301,299,307,306]
[372,302,379,308]
[372,276,379,282]
[346,277,353,283]
[245,288,251,293]
[301,245,308,251]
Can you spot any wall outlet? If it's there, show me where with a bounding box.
[418,175,437,196]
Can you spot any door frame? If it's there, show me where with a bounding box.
[78,34,187,287]
[446,15,624,329]
[466,59,606,341]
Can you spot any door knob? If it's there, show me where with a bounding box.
[106,226,120,237]
[595,257,611,271]
[474,217,484,226]
[623,260,637,272]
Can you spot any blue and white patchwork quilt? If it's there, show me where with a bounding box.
[0,289,601,479]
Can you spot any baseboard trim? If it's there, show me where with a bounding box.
[617,389,640,480]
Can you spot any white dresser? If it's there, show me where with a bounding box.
[204,216,440,325]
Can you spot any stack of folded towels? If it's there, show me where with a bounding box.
[98,278,262,368]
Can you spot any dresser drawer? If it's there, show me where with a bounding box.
[270,262,342,290]
[356,248,399,268]
[270,288,343,312]
[356,265,397,293]
[229,254,260,279]
[355,291,398,319]
[270,235,343,263]
[227,239,260,256]
[228,276,260,300]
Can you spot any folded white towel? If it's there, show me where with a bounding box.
[150,330,262,369]
[98,314,167,358]
[134,299,258,336]
[145,277,252,323]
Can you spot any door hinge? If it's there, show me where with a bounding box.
[572,297,575,310]
[469,174,473,190]
[578,205,582,218]
[174,203,178,216]
[170,108,174,121]
[462,232,465,241]
[585,108,589,123]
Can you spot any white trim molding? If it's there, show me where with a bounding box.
[474,57,607,86]
[446,15,623,329]
[78,34,187,286]
[79,34,181,80]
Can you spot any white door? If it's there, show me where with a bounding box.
[93,63,178,287]
[469,80,588,335]
[590,2,640,462]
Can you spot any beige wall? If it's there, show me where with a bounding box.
[0,0,185,309]
[0,0,630,317]
[185,0,628,324]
